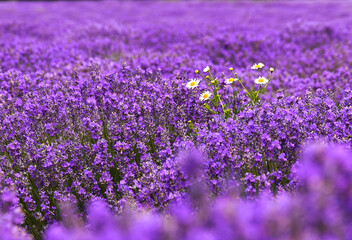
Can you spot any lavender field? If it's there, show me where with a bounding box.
[1,1,352,239]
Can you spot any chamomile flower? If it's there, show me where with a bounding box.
[203,66,210,72]
[270,67,274,72]
[186,79,201,89]
[255,76,269,85]
[225,78,238,84]
[199,91,212,101]
[251,63,265,70]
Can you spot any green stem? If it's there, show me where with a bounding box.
[260,72,273,93]
[238,79,250,94]
[218,94,226,115]
[197,72,211,88]
[208,71,215,81]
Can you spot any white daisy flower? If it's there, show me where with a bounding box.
[186,79,201,89]
[203,66,210,72]
[251,63,265,70]
[270,67,274,72]
[225,78,239,84]
[199,91,212,101]
[255,76,269,85]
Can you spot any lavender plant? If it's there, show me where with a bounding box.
[43,143,352,240]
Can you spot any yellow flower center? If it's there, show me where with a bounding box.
[258,78,265,83]
[229,78,234,82]
[203,94,209,99]
[256,65,260,68]
[190,82,196,86]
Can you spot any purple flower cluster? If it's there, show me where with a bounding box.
[44,144,352,240]
[0,187,30,240]
[0,1,351,238]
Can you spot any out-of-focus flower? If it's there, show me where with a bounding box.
[251,63,265,70]
[44,144,352,240]
[203,66,210,72]
[270,67,274,72]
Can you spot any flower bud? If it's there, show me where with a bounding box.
[203,66,210,72]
